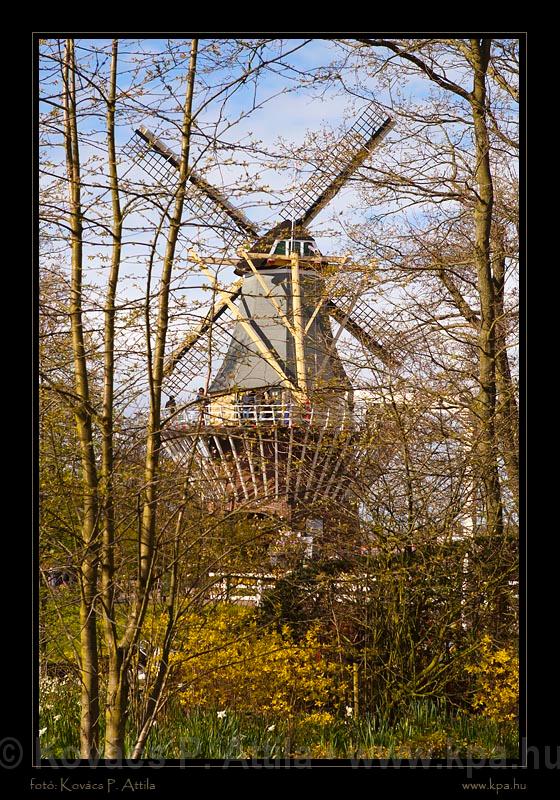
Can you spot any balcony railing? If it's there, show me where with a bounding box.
[166,400,356,431]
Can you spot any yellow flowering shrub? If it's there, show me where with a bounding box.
[465,636,518,723]
[168,606,346,720]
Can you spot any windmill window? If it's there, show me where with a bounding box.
[271,240,317,257]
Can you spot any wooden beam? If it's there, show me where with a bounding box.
[241,249,296,337]
[290,251,308,394]
[273,427,280,499]
[163,278,243,377]
[303,421,329,499]
[191,253,377,269]
[256,429,269,498]
[311,440,337,503]
[191,251,301,397]
[323,447,348,499]
[243,432,259,499]
[316,291,361,381]
[304,256,349,334]
[293,422,312,500]
[228,435,250,500]
[285,424,295,501]
[213,434,238,502]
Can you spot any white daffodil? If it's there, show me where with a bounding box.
[217,710,226,719]
[345,706,353,717]
[53,714,61,722]
[267,724,275,732]
[39,727,47,737]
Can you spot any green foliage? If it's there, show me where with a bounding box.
[40,680,517,760]
[263,541,481,713]
[259,563,329,639]
[140,707,289,760]
[39,675,81,758]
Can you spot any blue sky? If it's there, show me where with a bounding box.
[40,37,477,260]
[39,39,398,295]
[39,38,518,408]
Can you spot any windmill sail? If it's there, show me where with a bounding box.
[327,301,397,367]
[123,126,259,251]
[278,103,393,228]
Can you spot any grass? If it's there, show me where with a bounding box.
[39,674,81,759]
[138,701,518,760]
[39,677,518,761]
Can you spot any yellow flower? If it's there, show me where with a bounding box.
[169,606,345,718]
[466,637,518,723]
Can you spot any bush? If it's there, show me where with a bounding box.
[169,605,347,720]
[465,635,518,723]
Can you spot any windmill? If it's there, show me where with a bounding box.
[124,102,396,561]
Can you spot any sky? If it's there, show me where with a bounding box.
[38,37,519,410]
[40,39,396,362]
[40,37,476,279]
[114,40,401,297]
[116,38,390,236]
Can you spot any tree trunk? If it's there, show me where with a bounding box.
[101,39,127,759]
[63,38,100,759]
[469,38,503,537]
[355,37,508,536]
[105,38,199,759]
[136,38,199,604]
[131,492,183,759]
[104,647,129,759]
[492,232,519,513]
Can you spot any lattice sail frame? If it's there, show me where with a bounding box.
[122,128,256,255]
[278,103,393,226]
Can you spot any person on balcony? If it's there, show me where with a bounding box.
[196,387,209,424]
[242,390,256,421]
[281,389,292,426]
[261,390,273,423]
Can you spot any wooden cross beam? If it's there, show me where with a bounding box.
[190,250,303,399]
